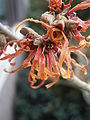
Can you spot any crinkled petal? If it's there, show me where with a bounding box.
[67,0,90,15]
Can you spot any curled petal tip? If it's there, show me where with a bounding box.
[79,40,86,47]
[84,71,87,75]
[86,35,90,41]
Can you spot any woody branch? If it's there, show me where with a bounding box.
[0,22,19,40]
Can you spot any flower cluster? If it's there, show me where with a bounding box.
[0,0,90,88]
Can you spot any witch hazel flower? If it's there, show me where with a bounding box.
[0,0,90,89]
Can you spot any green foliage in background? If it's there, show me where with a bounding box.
[27,0,48,35]
[29,0,48,19]
[14,69,90,120]
[13,0,90,120]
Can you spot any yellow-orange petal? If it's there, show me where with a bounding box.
[86,35,90,41]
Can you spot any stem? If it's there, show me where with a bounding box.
[62,68,90,92]
[0,23,19,40]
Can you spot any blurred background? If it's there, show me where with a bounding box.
[0,0,90,120]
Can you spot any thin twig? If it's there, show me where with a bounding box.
[0,23,19,40]
[68,72,90,92]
